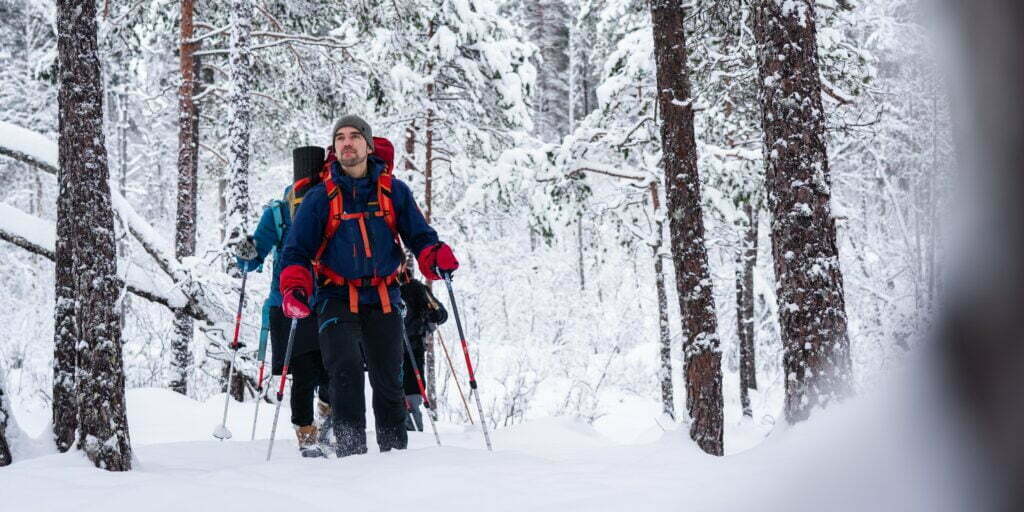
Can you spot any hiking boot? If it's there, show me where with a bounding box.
[295,424,326,458]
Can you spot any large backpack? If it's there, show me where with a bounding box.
[311,137,403,314]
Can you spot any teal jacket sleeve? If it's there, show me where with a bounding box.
[236,206,280,272]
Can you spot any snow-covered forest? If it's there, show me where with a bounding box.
[1,0,1020,510]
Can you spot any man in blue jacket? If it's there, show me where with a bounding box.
[278,115,459,457]
[235,153,330,457]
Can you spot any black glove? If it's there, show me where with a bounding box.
[429,307,448,325]
[233,235,258,260]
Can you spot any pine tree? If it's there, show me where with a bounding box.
[171,0,200,396]
[650,0,724,455]
[753,0,852,423]
[651,0,724,456]
[56,0,132,470]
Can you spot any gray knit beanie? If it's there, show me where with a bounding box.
[331,115,373,149]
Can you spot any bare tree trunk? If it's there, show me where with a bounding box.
[650,0,724,455]
[0,369,13,466]
[753,0,852,424]
[737,203,758,417]
[172,0,199,396]
[57,0,131,470]
[577,212,585,291]
[650,182,674,419]
[225,0,253,247]
[424,28,438,405]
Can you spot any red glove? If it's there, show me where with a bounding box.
[280,265,313,319]
[417,243,459,281]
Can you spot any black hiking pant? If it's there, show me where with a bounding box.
[269,307,328,428]
[288,351,329,427]
[317,296,408,455]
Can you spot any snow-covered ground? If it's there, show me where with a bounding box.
[0,363,983,512]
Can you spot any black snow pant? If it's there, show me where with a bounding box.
[269,307,328,428]
[317,296,408,456]
[288,351,329,427]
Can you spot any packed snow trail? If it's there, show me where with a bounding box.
[0,378,978,512]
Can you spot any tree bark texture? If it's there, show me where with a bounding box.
[225,0,253,247]
[650,0,724,456]
[737,203,758,417]
[52,147,78,452]
[57,0,132,471]
[172,0,199,395]
[753,0,852,424]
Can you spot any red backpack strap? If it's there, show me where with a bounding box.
[376,173,399,239]
[314,175,344,275]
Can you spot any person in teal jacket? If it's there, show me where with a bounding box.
[235,167,330,458]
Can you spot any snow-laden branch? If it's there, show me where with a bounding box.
[0,121,220,324]
[0,123,59,175]
[568,160,653,188]
[0,203,190,312]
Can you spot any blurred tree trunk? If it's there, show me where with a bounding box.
[940,1,1024,509]
[650,0,724,455]
[753,0,852,424]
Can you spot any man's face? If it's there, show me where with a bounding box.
[334,126,371,168]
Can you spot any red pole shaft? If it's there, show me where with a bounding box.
[255,361,265,391]
[459,338,477,385]
[230,272,248,349]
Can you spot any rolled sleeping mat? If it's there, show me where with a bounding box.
[292,146,325,183]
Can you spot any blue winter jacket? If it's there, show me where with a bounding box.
[280,155,438,307]
[236,186,295,306]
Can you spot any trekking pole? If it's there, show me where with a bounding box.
[440,272,493,451]
[250,301,272,440]
[266,317,299,461]
[213,271,248,440]
[436,330,473,425]
[402,335,442,447]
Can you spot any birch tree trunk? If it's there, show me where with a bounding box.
[650,0,724,455]
[753,0,852,424]
[57,0,132,470]
[172,0,199,396]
